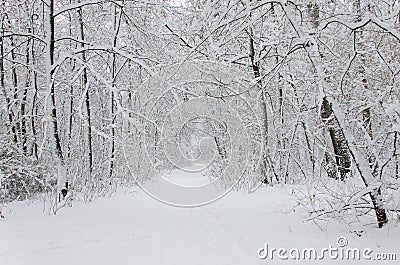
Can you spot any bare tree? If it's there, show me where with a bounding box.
[46,0,68,202]
[77,1,93,176]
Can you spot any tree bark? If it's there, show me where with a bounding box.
[77,2,93,175]
[109,5,122,179]
[10,34,20,144]
[30,23,39,159]
[46,0,67,201]
[0,8,18,144]
[249,31,278,184]
[353,0,387,227]
[320,97,351,180]
[280,1,387,228]
[21,21,31,155]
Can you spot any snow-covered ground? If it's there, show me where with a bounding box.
[1,170,399,265]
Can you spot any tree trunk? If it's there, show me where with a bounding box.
[10,34,20,144]
[46,0,68,201]
[0,9,18,144]
[353,0,387,228]
[66,0,75,161]
[21,24,31,155]
[29,7,39,159]
[77,3,93,175]
[306,2,351,180]
[288,76,315,173]
[109,5,121,179]
[320,97,351,180]
[281,1,387,228]
[248,29,278,184]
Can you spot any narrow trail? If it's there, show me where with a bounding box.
[1,174,399,265]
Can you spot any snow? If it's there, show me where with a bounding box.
[1,170,399,265]
[162,164,212,187]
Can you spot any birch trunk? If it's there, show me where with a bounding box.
[353,0,387,227]
[249,31,277,184]
[281,1,387,228]
[109,5,121,179]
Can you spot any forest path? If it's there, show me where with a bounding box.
[1,177,399,265]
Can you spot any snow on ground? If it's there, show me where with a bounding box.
[162,163,212,187]
[1,170,399,265]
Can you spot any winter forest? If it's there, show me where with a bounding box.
[1,0,400,264]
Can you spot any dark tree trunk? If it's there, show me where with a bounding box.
[320,97,352,180]
[27,4,39,159]
[10,34,20,144]
[30,37,39,159]
[78,3,93,175]
[47,0,67,200]
[0,11,18,144]
[21,26,31,155]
